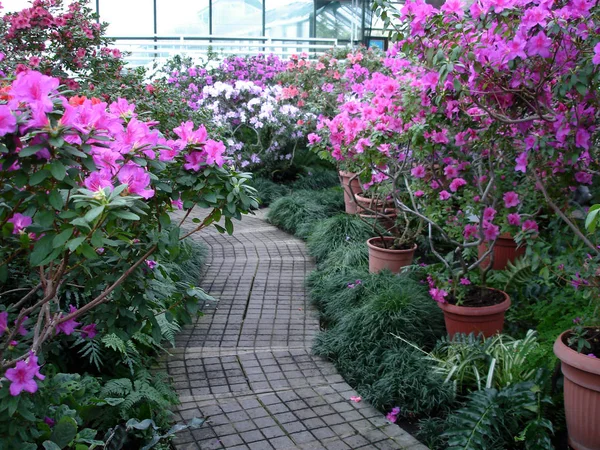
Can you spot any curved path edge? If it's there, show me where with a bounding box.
[164,208,429,450]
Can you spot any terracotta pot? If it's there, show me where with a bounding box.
[339,171,363,214]
[437,288,511,338]
[366,237,416,274]
[359,211,397,234]
[355,193,395,213]
[554,331,600,450]
[478,232,525,270]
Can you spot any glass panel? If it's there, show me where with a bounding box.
[265,0,313,39]
[99,0,154,36]
[156,0,209,35]
[212,0,263,37]
[316,0,362,41]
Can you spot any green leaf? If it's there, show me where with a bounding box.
[36,210,56,228]
[159,213,171,228]
[67,237,86,252]
[50,416,78,449]
[84,206,105,223]
[30,169,50,186]
[18,145,45,157]
[111,210,140,221]
[50,161,67,181]
[49,191,64,210]
[225,217,233,235]
[53,228,74,248]
[42,442,62,450]
[30,235,55,266]
[80,243,98,260]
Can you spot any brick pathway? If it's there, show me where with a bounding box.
[166,209,428,450]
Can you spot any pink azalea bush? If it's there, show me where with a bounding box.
[0,69,257,401]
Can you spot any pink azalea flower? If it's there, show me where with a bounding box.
[350,396,362,403]
[507,213,521,226]
[8,213,32,234]
[0,311,7,336]
[174,121,207,146]
[527,32,552,58]
[145,260,158,269]
[503,191,520,208]
[522,220,539,233]
[307,133,321,144]
[593,42,600,65]
[576,128,590,150]
[204,140,226,167]
[515,152,528,173]
[575,172,593,185]
[81,324,97,339]
[460,277,471,285]
[172,198,183,210]
[506,36,527,61]
[15,317,28,336]
[84,171,113,192]
[483,207,496,221]
[414,190,424,197]
[429,287,448,303]
[5,351,44,396]
[441,0,464,17]
[464,224,478,239]
[450,178,467,192]
[439,190,451,200]
[0,105,17,136]
[587,353,597,358]
[483,221,500,241]
[411,165,426,178]
[117,163,154,199]
[444,165,459,179]
[9,70,59,113]
[56,305,80,336]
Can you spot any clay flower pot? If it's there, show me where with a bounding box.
[437,288,511,338]
[359,210,397,234]
[339,171,362,214]
[478,232,525,270]
[554,331,600,450]
[366,236,416,274]
[355,193,395,213]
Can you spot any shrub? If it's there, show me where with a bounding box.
[250,178,290,206]
[267,189,343,237]
[307,214,374,263]
[313,273,451,416]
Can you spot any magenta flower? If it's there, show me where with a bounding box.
[507,213,521,226]
[588,354,597,358]
[56,305,80,336]
[172,198,183,210]
[14,317,28,336]
[81,323,97,339]
[0,312,7,336]
[5,352,44,396]
[117,163,154,199]
[463,224,478,240]
[145,260,158,270]
[483,207,496,222]
[0,105,17,136]
[204,140,226,167]
[174,121,207,145]
[594,42,600,65]
[350,396,362,403]
[515,152,528,173]
[439,190,451,200]
[522,220,539,233]
[575,171,593,185]
[429,288,448,303]
[8,213,32,234]
[503,191,520,208]
[411,165,426,178]
[386,406,401,423]
[506,36,527,61]
[527,32,552,58]
[84,171,113,192]
[414,190,424,198]
[307,133,321,144]
[460,277,471,285]
[449,178,466,192]
[444,165,459,179]
[44,417,55,427]
[9,70,59,113]
[184,151,205,172]
[441,0,464,17]
[483,221,500,241]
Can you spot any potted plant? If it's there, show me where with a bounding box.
[338,168,363,214]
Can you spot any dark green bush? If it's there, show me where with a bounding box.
[313,272,451,416]
[291,168,340,191]
[267,189,343,237]
[307,214,374,263]
[251,177,290,206]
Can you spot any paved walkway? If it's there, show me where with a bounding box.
[166,209,428,450]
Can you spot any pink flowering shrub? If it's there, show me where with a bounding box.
[0,69,256,416]
[0,0,124,89]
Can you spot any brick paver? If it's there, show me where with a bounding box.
[166,209,428,450]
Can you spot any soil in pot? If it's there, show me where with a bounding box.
[439,287,510,338]
[355,192,394,213]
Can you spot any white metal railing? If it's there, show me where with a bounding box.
[109,35,339,67]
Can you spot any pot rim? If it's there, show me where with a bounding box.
[437,287,511,316]
[554,330,600,375]
[366,237,417,254]
[339,170,359,178]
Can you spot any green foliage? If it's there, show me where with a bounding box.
[443,378,553,450]
[307,214,374,263]
[250,178,290,206]
[290,168,340,191]
[313,272,451,415]
[430,330,541,393]
[267,189,344,237]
